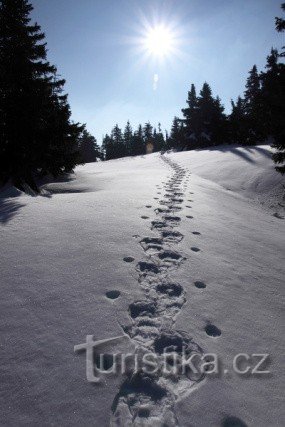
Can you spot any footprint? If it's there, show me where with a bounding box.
[151,220,167,229]
[124,256,135,263]
[137,261,160,274]
[141,216,149,219]
[145,205,152,208]
[205,324,221,337]
[161,230,184,242]
[191,247,200,252]
[185,205,192,208]
[140,237,163,247]
[163,215,181,224]
[154,197,159,200]
[158,250,182,261]
[129,300,156,318]
[222,416,248,427]
[194,281,206,289]
[106,290,121,299]
[186,215,193,219]
[156,282,183,297]
[192,231,201,235]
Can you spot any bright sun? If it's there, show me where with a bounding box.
[144,25,174,56]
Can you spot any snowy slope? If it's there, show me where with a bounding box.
[0,145,284,427]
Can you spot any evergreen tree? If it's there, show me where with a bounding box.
[143,122,153,144]
[131,124,145,156]
[228,97,247,144]
[111,124,125,158]
[123,121,133,156]
[271,3,285,173]
[79,129,101,163]
[169,117,184,149]
[195,83,226,147]
[243,65,262,144]
[0,0,83,191]
[181,84,199,148]
[261,48,285,173]
[153,123,165,152]
[102,134,114,160]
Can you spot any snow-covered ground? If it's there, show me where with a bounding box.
[0,145,284,426]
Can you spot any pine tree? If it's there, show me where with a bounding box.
[0,0,83,191]
[79,129,101,163]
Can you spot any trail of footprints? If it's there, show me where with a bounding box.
[110,156,207,427]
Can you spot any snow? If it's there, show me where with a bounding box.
[0,145,284,426]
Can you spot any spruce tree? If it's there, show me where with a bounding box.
[123,121,133,156]
[169,117,184,149]
[102,134,114,160]
[243,65,262,144]
[153,123,165,152]
[143,122,153,144]
[111,124,125,158]
[181,84,199,148]
[79,130,101,163]
[131,124,145,156]
[196,83,226,147]
[0,0,83,191]
[229,97,247,144]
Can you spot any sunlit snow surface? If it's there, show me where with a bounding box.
[0,145,284,426]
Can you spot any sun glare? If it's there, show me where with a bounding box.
[143,25,174,57]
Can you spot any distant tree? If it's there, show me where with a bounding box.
[195,83,226,147]
[79,130,101,163]
[181,84,199,148]
[143,122,153,143]
[228,97,247,144]
[123,121,133,156]
[0,0,83,191]
[102,134,114,160]
[111,124,125,158]
[153,123,165,152]
[131,124,145,156]
[169,117,184,149]
[243,65,262,144]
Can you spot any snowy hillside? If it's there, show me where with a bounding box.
[0,145,284,427]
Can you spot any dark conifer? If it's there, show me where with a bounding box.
[79,130,101,163]
[0,0,83,191]
[123,121,133,156]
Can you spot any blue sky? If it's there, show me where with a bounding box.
[32,0,284,142]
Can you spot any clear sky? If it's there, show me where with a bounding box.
[31,0,284,143]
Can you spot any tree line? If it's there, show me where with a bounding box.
[1,0,284,195]
[102,3,285,174]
